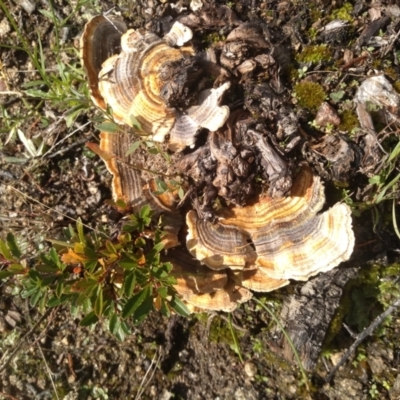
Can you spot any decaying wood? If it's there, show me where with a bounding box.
[278,267,359,371]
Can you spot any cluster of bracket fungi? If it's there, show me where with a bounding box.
[81,14,355,312]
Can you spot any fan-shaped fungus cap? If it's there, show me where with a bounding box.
[218,166,355,281]
[186,210,257,270]
[80,15,127,110]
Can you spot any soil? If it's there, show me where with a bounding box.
[1,1,400,399]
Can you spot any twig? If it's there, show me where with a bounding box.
[0,308,53,373]
[326,297,400,383]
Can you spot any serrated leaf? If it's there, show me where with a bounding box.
[121,286,150,318]
[169,296,191,317]
[6,233,21,258]
[80,311,99,327]
[123,270,136,298]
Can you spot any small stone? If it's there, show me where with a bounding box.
[244,361,257,378]
[315,102,341,127]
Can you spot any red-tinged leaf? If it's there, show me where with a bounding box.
[8,263,25,273]
[61,248,87,264]
[86,142,115,161]
[71,278,97,293]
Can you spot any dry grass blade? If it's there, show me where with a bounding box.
[134,346,162,400]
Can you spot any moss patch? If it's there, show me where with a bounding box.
[338,109,359,132]
[296,44,332,64]
[294,81,326,111]
[330,2,354,21]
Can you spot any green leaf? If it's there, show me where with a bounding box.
[122,286,150,318]
[152,242,165,254]
[140,205,152,220]
[109,313,121,335]
[169,296,191,317]
[76,218,86,244]
[329,90,345,103]
[133,295,153,323]
[0,239,13,261]
[0,270,14,279]
[129,115,142,131]
[157,286,168,299]
[30,289,43,307]
[94,286,104,317]
[47,294,70,307]
[8,263,25,273]
[160,299,170,317]
[95,121,120,133]
[6,233,22,258]
[125,140,141,156]
[80,311,99,327]
[123,271,136,298]
[119,257,137,270]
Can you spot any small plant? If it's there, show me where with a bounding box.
[0,205,189,341]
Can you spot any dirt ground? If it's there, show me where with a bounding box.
[1,0,400,399]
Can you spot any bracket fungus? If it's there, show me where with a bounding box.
[81,15,355,312]
[81,16,230,150]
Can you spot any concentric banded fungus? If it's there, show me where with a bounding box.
[164,249,252,312]
[80,15,127,110]
[218,166,355,281]
[186,210,257,270]
[100,131,146,210]
[81,17,231,148]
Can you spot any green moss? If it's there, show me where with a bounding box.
[294,81,326,111]
[296,44,332,64]
[203,32,225,45]
[330,2,353,21]
[338,109,359,132]
[393,80,400,93]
